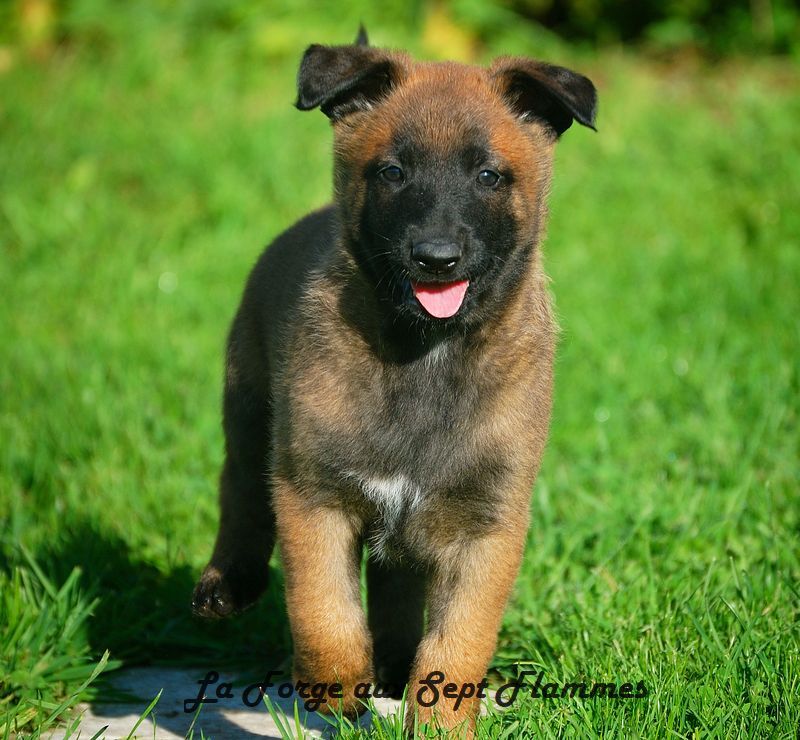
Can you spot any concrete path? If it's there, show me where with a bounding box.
[70,667,403,739]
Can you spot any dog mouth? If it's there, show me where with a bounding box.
[407,279,470,319]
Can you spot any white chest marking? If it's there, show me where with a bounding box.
[361,474,421,514]
[345,472,423,524]
[355,474,422,559]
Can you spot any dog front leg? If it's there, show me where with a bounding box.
[406,526,527,738]
[273,476,372,717]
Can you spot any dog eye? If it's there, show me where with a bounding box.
[477,169,500,187]
[380,165,404,183]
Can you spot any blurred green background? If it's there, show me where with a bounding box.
[1,0,798,737]
[2,0,800,55]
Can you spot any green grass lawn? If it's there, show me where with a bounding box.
[1,4,799,738]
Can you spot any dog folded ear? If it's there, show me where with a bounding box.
[296,43,400,120]
[491,58,598,136]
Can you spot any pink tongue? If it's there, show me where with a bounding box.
[412,280,469,318]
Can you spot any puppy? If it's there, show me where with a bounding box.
[193,29,597,737]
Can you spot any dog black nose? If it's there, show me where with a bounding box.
[411,241,462,275]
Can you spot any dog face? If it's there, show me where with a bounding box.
[297,38,596,329]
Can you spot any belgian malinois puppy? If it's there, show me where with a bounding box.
[192,29,597,736]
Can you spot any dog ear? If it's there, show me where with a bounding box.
[296,43,399,120]
[354,24,369,47]
[491,58,597,136]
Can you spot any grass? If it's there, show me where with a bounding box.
[1,2,799,737]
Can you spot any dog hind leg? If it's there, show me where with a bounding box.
[367,557,426,697]
[192,369,275,618]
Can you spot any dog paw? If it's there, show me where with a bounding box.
[374,662,411,699]
[191,563,266,619]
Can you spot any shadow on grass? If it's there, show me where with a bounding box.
[14,520,292,736]
[4,524,400,737]
[32,520,290,667]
